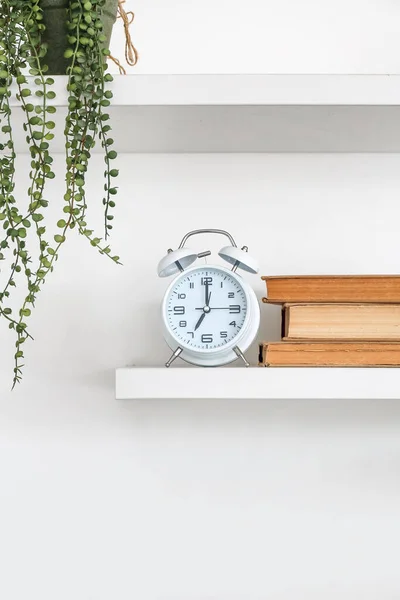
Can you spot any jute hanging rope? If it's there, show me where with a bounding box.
[108,0,138,73]
[118,0,139,66]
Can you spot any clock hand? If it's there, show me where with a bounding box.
[195,306,230,310]
[194,312,206,331]
[205,280,209,306]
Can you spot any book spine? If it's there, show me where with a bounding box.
[262,277,400,304]
[258,342,400,367]
[283,303,400,341]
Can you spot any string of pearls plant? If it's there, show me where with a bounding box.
[0,0,120,387]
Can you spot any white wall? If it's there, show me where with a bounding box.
[1,3,400,599]
[111,0,400,75]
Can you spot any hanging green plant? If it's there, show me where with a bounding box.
[0,0,135,387]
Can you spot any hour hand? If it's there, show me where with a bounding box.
[194,312,206,331]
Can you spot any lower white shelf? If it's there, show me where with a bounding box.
[115,367,400,400]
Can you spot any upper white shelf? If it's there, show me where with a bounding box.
[10,74,400,152]
[116,367,400,400]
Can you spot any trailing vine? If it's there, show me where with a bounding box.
[0,0,121,387]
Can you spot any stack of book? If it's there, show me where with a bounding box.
[258,275,400,367]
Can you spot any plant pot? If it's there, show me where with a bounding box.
[40,0,118,75]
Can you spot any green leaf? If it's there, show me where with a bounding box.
[109,169,119,177]
[20,308,31,317]
[54,234,65,243]
[107,151,117,160]
[57,219,67,228]
[64,49,74,59]
[21,88,31,97]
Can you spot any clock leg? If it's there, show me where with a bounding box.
[233,346,250,367]
[165,346,183,368]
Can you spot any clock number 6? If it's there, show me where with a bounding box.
[201,334,213,343]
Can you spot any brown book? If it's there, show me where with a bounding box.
[282,303,400,341]
[262,275,400,304]
[258,341,400,367]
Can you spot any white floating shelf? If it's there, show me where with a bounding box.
[115,367,400,400]
[10,74,400,152]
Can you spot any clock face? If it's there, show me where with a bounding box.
[164,266,248,351]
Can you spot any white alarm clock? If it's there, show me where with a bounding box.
[157,229,260,367]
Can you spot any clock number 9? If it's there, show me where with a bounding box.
[173,306,185,315]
